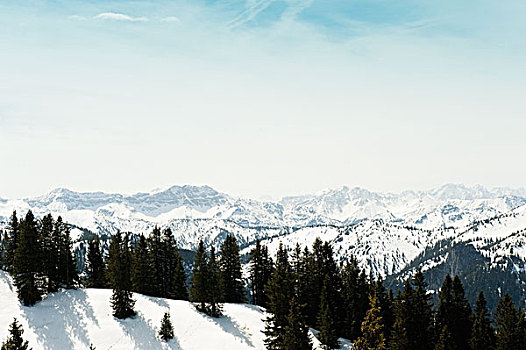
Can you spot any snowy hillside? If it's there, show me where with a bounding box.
[0,271,351,350]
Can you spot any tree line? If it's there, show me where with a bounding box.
[1,210,526,350]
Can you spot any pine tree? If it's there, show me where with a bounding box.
[304,239,342,330]
[190,240,208,312]
[171,251,188,300]
[341,257,369,340]
[354,296,386,350]
[317,274,339,349]
[147,226,163,297]
[86,237,106,288]
[388,317,409,350]
[451,275,472,349]
[1,318,30,350]
[410,270,434,349]
[89,344,95,350]
[494,294,524,350]
[373,280,394,343]
[5,211,20,274]
[58,222,78,289]
[131,235,150,294]
[107,232,135,319]
[159,312,174,341]
[435,326,455,350]
[13,211,43,306]
[207,246,222,317]
[436,275,472,350]
[39,214,58,293]
[219,235,245,303]
[249,239,273,307]
[282,297,312,350]
[264,243,293,349]
[470,291,495,350]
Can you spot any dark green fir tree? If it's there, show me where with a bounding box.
[248,239,273,308]
[219,234,245,303]
[470,291,495,350]
[263,243,293,350]
[317,274,339,350]
[159,312,174,341]
[86,237,106,288]
[1,318,30,350]
[282,297,312,350]
[107,232,135,319]
[494,294,525,350]
[190,240,208,312]
[435,326,455,350]
[5,211,20,274]
[354,296,386,350]
[207,246,222,317]
[13,211,43,306]
[131,234,150,294]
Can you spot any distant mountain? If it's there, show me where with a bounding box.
[1,184,526,293]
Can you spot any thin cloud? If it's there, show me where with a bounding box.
[94,12,149,22]
[160,16,181,23]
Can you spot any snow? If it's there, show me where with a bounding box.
[0,271,349,350]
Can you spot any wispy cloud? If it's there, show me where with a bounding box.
[94,12,149,22]
[160,16,181,23]
[228,0,276,29]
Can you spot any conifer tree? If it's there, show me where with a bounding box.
[373,280,394,343]
[494,294,524,350]
[219,234,245,303]
[317,274,339,349]
[1,318,30,350]
[410,270,434,349]
[470,291,495,350]
[207,246,222,317]
[354,296,386,350]
[89,344,95,350]
[5,211,19,274]
[13,211,43,306]
[451,275,472,349]
[107,232,135,319]
[58,222,78,289]
[264,243,293,349]
[282,297,312,350]
[190,240,208,312]
[436,275,472,350]
[389,317,409,350]
[159,312,174,341]
[171,251,188,300]
[86,237,106,288]
[147,226,163,297]
[39,214,58,293]
[435,326,455,350]
[304,239,341,330]
[131,235,151,295]
[249,239,273,307]
[341,257,369,340]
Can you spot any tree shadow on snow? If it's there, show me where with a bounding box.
[118,312,182,350]
[22,289,97,349]
[206,314,254,348]
[0,271,16,293]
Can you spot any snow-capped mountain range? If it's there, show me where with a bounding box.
[1,184,526,280]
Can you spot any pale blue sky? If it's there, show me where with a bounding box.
[1,0,525,199]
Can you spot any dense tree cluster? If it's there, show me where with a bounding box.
[0,211,78,306]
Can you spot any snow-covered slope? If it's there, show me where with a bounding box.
[0,271,351,350]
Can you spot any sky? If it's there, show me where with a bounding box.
[0,0,525,200]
